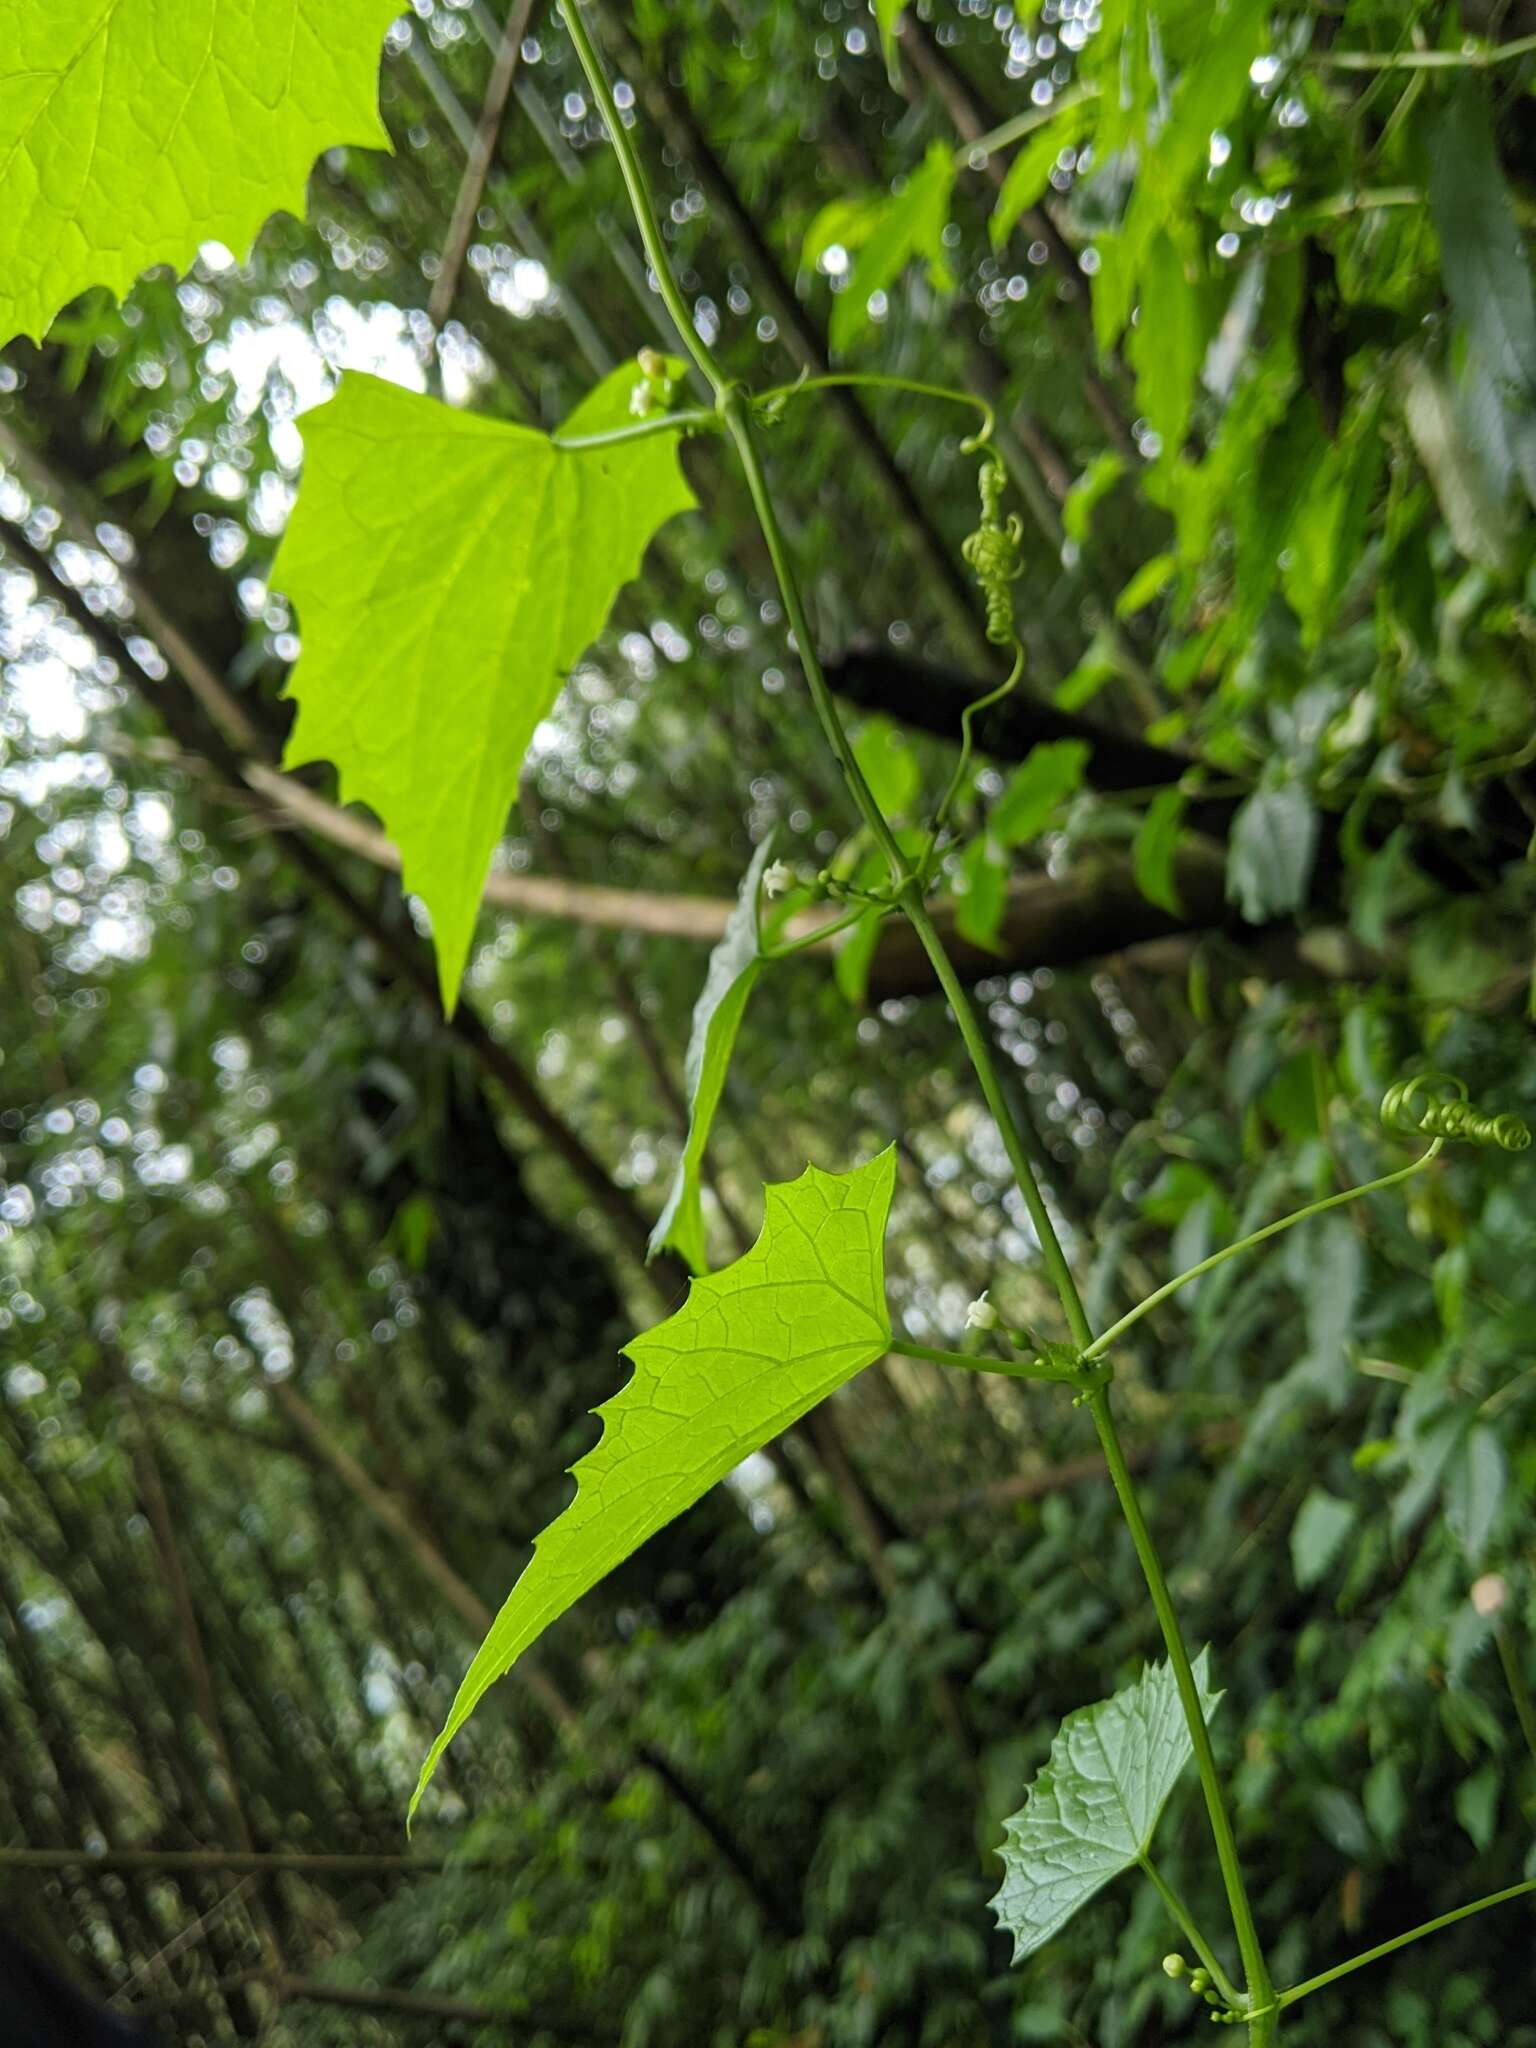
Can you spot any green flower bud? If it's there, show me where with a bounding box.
[1162,1954,1187,1980]
[1189,1969,1210,1995]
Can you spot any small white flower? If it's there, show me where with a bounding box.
[762,859,795,899]
[965,1291,998,1332]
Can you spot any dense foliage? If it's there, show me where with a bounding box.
[3,0,1536,2042]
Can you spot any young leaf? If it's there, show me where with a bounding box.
[1132,786,1187,918]
[1428,80,1536,404]
[411,1150,897,1818]
[832,144,956,353]
[648,839,773,1274]
[991,1651,1223,1963]
[0,0,401,344]
[1226,784,1317,924]
[990,740,1090,850]
[274,363,696,1012]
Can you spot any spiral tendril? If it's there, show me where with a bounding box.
[962,456,1025,645]
[1380,1073,1531,1152]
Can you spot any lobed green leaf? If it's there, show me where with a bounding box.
[0,0,400,345]
[411,1150,898,1820]
[273,362,696,1012]
[992,1650,1222,1963]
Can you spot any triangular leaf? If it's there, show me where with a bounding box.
[411,1150,897,1819]
[274,363,696,1010]
[648,838,773,1274]
[991,1650,1223,1963]
[0,0,401,344]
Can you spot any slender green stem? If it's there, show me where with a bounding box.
[561,7,1275,2030]
[1496,1623,1536,1770]
[755,373,996,446]
[1313,32,1536,69]
[552,409,719,451]
[922,638,1024,871]
[761,901,876,960]
[1277,1881,1536,2008]
[1080,1143,1442,1366]
[725,387,1276,2033]
[1138,1852,1242,2009]
[561,3,718,389]
[1088,1387,1274,2027]
[959,81,1100,166]
[895,1342,1079,1387]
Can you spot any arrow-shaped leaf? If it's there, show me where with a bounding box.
[0,0,401,344]
[274,363,696,1011]
[411,1148,897,1819]
[991,1650,1222,1962]
[648,837,773,1274]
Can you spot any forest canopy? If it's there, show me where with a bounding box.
[2,2,1536,2044]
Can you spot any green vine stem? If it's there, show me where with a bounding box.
[894,1341,1080,1387]
[561,4,1275,2031]
[552,409,720,451]
[754,372,996,444]
[1139,1851,1243,2009]
[1276,1880,1536,2008]
[1078,1141,1444,1367]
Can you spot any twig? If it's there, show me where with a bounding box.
[429,0,542,326]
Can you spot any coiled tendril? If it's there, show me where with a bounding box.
[1380,1072,1531,1152]
[962,456,1025,645]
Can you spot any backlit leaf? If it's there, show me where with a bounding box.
[992,1650,1222,1962]
[648,838,773,1275]
[274,362,696,1011]
[0,0,400,344]
[412,1150,897,1818]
